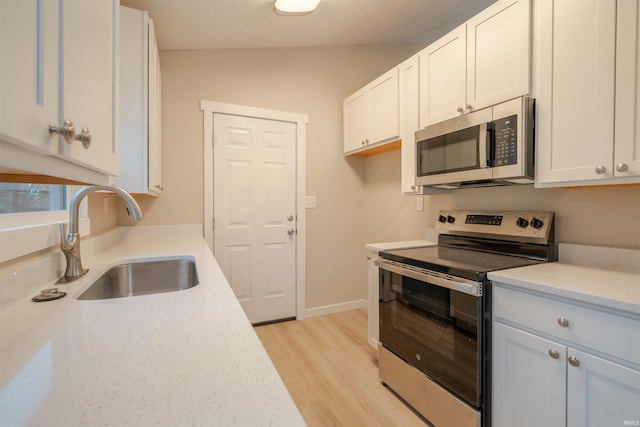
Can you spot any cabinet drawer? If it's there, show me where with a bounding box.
[494,285,640,365]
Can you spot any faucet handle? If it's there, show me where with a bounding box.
[58,223,73,250]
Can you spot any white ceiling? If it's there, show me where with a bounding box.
[119,0,497,50]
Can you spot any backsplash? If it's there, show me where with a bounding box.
[559,244,640,273]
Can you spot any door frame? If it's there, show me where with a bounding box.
[200,100,308,321]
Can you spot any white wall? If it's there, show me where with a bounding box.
[364,149,640,249]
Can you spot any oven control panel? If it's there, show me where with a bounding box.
[436,210,554,244]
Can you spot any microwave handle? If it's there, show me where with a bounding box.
[486,122,496,167]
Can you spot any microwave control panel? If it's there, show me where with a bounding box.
[493,114,518,166]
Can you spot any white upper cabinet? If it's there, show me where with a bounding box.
[613,0,640,180]
[398,55,421,193]
[419,25,467,127]
[419,0,531,128]
[61,0,118,176]
[343,67,400,155]
[113,6,162,196]
[0,0,118,185]
[0,0,59,155]
[535,0,640,186]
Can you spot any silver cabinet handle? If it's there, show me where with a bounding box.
[75,127,91,148]
[557,317,570,328]
[154,185,164,191]
[595,165,607,174]
[49,119,75,144]
[568,356,580,367]
[287,228,295,236]
[616,163,629,172]
[411,185,416,190]
[287,215,294,221]
[365,139,370,144]
[465,104,472,111]
[457,106,464,113]
[548,349,560,359]
[49,119,91,148]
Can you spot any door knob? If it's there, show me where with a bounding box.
[287,228,295,236]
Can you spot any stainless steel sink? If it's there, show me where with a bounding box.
[77,258,199,300]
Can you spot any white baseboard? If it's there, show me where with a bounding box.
[304,299,367,319]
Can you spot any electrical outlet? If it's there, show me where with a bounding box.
[416,196,424,212]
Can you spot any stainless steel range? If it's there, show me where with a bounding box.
[376,210,556,427]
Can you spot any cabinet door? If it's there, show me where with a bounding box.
[493,323,566,427]
[368,68,399,144]
[148,19,163,194]
[0,0,59,153]
[615,0,640,178]
[60,0,118,176]
[114,6,148,193]
[399,55,420,193]
[567,348,640,427]
[535,0,616,184]
[366,250,380,349]
[343,88,368,153]
[419,25,466,127]
[467,0,530,111]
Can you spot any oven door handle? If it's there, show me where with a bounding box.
[375,259,482,296]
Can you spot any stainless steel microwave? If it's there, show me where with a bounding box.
[416,96,535,189]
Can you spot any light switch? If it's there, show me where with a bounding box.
[305,196,317,209]
[416,196,424,212]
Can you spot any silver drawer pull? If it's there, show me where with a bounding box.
[568,356,580,367]
[557,317,570,328]
[548,349,560,359]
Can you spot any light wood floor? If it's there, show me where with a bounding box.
[254,309,427,427]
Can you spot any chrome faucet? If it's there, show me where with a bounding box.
[57,185,144,284]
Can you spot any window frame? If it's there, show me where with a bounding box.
[0,186,91,263]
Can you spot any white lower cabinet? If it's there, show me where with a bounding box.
[493,284,640,427]
[366,248,380,349]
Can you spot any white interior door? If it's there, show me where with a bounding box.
[213,113,296,324]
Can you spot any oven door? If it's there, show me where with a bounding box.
[416,106,493,187]
[377,259,483,408]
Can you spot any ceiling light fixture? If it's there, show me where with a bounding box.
[274,0,322,16]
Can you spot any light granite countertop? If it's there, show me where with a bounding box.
[0,226,305,426]
[488,244,640,316]
[365,239,437,252]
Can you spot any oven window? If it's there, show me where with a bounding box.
[418,126,480,176]
[379,269,481,407]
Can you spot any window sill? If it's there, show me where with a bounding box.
[0,212,90,264]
